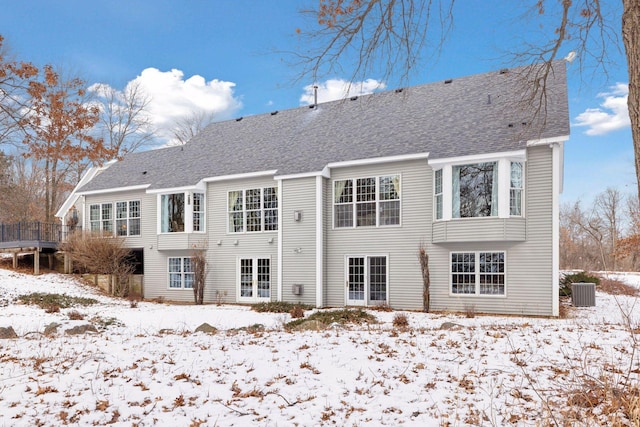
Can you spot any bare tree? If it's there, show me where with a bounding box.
[92,81,155,156]
[170,110,217,145]
[296,1,639,199]
[191,244,209,305]
[594,187,624,270]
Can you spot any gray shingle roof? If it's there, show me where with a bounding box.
[79,62,569,193]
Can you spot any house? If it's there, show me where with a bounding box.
[57,62,569,316]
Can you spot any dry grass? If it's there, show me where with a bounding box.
[392,312,409,329]
[598,276,639,296]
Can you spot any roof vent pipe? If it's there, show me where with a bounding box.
[313,85,318,108]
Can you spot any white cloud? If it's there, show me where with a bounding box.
[300,78,386,105]
[92,68,242,144]
[574,83,630,135]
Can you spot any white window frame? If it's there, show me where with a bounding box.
[449,251,506,297]
[509,161,524,217]
[434,169,443,220]
[167,257,194,290]
[89,203,114,234]
[116,200,141,236]
[227,187,278,234]
[431,152,526,221]
[344,254,389,306]
[158,191,205,234]
[192,192,206,233]
[333,174,401,229]
[236,256,272,302]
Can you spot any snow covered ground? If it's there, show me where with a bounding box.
[0,269,639,426]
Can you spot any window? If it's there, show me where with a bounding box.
[227,187,278,233]
[193,193,204,232]
[453,162,498,218]
[451,251,505,295]
[161,193,185,233]
[510,162,523,216]
[334,175,400,228]
[89,203,113,233]
[168,257,194,289]
[116,201,141,236]
[434,169,443,220]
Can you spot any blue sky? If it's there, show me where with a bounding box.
[0,1,634,205]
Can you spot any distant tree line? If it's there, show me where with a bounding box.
[561,188,640,272]
[0,34,214,224]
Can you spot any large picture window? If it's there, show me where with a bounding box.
[228,187,278,233]
[334,175,400,228]
[161,193,185,233]
[451,251,505,296]
[168,257,194,289]
[453,162,498,218]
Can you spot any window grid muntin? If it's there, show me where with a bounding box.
[168,257,193,289]
[368,256,387,301]
[451,251,505,296]
[510,162,523,216]
[193,193,204,232]
[434,169,443,220]
[228,187,277,233]
[348,257,365,301]
[334,175,400,228]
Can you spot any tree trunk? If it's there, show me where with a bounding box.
[623,0,640,201]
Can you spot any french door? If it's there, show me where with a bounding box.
[346,255,388,306]
[238,257,271,302]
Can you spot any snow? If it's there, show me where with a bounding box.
[0,269,639,426]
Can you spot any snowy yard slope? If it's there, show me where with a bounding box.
[0,269,639,426]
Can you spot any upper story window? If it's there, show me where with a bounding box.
[453,162,497,218]
[90,203,113,233]
[161,193,185,232]
[116,201,141,236]
[90,201,141,236]
[434,169,443,220]
[510,162,523,216]
[193,192,205,232]
[432,154,526,221]
[228,187,278,233]
[334,174,400,228]
[160,191,205,233]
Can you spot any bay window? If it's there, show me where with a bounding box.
[160,191,205,233]
[432,155,525,221]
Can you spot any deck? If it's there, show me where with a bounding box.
[0,222,77,273]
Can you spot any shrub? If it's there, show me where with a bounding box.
[560,271,600,296]
[289,305,305,318]
[392,312,409,328]
[252,301,314,313]
[18,292,97,309]
[286,308,377,330]
[67,310,84,320]
[44,304,60,313]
